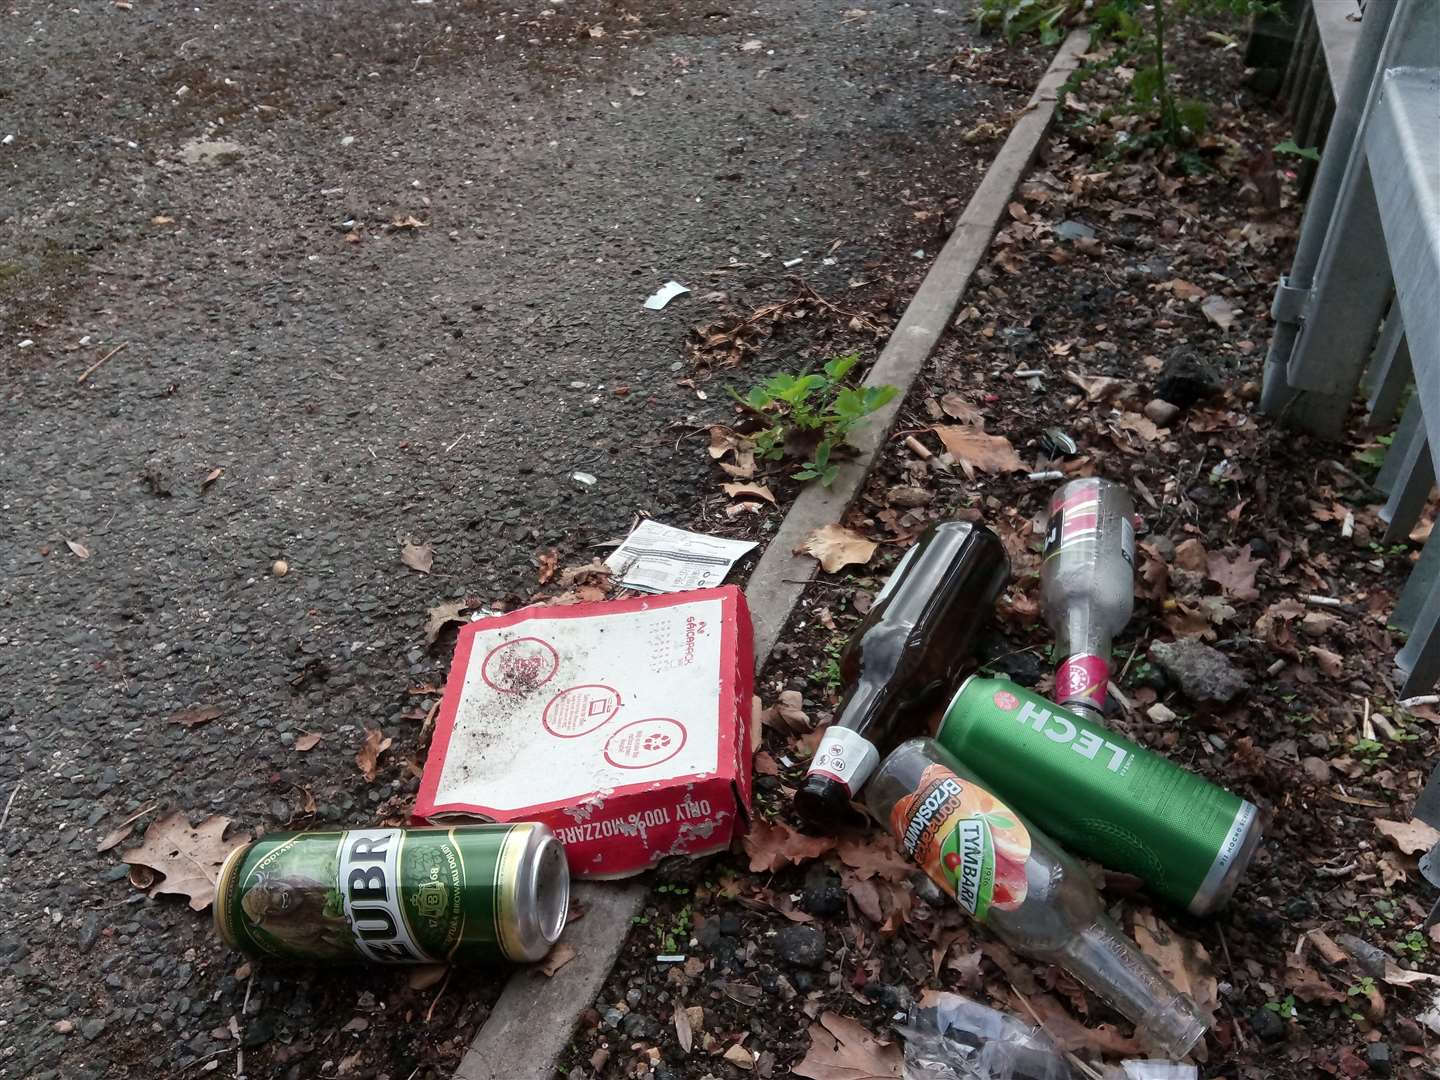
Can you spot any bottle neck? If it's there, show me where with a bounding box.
[834,676,894,737]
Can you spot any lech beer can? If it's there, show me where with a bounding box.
[215,823,569,964]
[936,675,1262,915]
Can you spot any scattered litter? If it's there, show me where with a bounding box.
[340,135,355,146]
[571,471,598,487]
[17,339,34,349]
[1054,219,1096,242]
[2,134,14,145]
[1107,1065,1199,1080]
[655,954,686,963]
[1013,368,1044,378]
[415,588,754,877]
[912,249,926,259]
[1027,470,1066,481]
[1305,594,1344,608]
[1037,427,1078,458]
[783,257,803,268]
[605,519,756,594]
[896,991,1072,1080]
[644,280,690,310]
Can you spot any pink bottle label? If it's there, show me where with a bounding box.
[1055,654,1109,710]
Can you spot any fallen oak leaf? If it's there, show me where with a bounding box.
[294,732,322,752]
[1132,911,1219,1026]
[1376,818,1440,855]
[741,818,835,873]
[538,943,577,977]
[931,426,1023,474]
[798,524,877,574]
[833,833,914,883]
[169,705,223,729]
[424,599,470,645]
[791,1011,902,1080]
[723,482,776,504]
[356,728,393,782]
[401,539,434,574]
[1206,546,1262,601]
[96,802,160,853]
[123,811,249,911]
[65,539,91,559]
[939,392,983,424]
[1010,991,1141,1056]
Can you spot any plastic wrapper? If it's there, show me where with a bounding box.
[896,993,1075,1080]
[1105,1065,1198,1080]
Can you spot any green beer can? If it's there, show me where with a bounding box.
[937,675,1262,915]
[215,823,569,964]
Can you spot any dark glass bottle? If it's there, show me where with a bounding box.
[792,520,1010,828]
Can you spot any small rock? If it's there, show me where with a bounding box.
[1143,398,1180,426]
[600,1007,624,1031]
[1148,639,1249,703]
[77,913,101,953]
[53,1020,74,1035]
[1155,346,1222,409]
[798,865,845,918]
[773,925,826,970]
[1300,756,1331,783]
[718,912,742,937]
[79,1018,106,1041]
[621,1012,658,1040]
[241,1014,276,1048]
[624,988,642,1009]
[1365,1041,1391,1077]
[272,559,288,577]
[1248,1005,1287,1043]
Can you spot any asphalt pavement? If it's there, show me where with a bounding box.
[0,2,1028,1076]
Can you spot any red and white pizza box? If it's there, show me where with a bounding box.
[415,586,754,878]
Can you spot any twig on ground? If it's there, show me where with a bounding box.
[0,782,20,834]
[424,966,454,1024]
[76,342,128,384]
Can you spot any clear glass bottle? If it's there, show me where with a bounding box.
[867,738,1206,1060]
[793,521,1009,828]
[1040,478,1136,719]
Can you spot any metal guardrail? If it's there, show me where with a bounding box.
[1257,0,1440,694]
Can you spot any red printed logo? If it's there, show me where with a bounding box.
[604,718,687,770]
[1056,654,1109,707]
[542,684,622,738]
[481,637,559,695]
[992,690,1019,711]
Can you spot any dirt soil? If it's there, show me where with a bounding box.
[0,2,1045,1079]
[566,17,1440,1080]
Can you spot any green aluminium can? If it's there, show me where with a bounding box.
[214,823,569,965]
[936,675,1262,915]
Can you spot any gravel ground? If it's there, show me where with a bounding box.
[0,2,1038,1077]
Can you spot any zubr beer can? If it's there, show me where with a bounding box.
[215,823,569,964]
[937,676,1262,915]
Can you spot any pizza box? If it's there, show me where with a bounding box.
[415,586,754,878]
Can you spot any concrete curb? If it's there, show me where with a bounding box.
[453,29,1088,1080]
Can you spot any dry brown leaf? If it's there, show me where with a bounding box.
[1284,953,1345,1003]
[1207,546,1262,601]
[1309,646,1344,678]
[939,393,983,424]
[931,426,1023,473]
[741,819,835,873]
[1063,370,1130,403]
[537,549,558,585]
[1172,538,1208,572]
[1161,278,1206,301]
[408,965,448,991]
[424,599,471,645]
[96,802,160,853]
[356,728,392,782]
[798,524,877,574]
[391,214,428,230]
[538,942,577,977]
[719,450,757,480]
[169,705,222,729]
[1376,818,1440,855]
[833,834,913,883]
[401,539,433,574]
[1115,412,1161,443]
[123,811,247,911]
[1132,912,1219,1025]
[674,1002,694,1054]
[1013,992,1141,1056]
[294,732,322,752]
[66,539,91,560]
[761,689,811,733]
[847,877,884,922]
[723,482,776,504]
[791,1012,902,1080]
[708,425,743,459]
[723,1043,755,1070]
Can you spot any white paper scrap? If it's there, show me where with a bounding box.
[605,519,756,594]
[643,280,690,310]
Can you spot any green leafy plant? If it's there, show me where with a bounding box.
[1347,975,1377,997]
[1274,139,1321,163]
[734,354,897,487]
[1396,930,1428,957]
[976,0,1086,44]
[813,639,845,696]
[1264,994,1298,1020]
